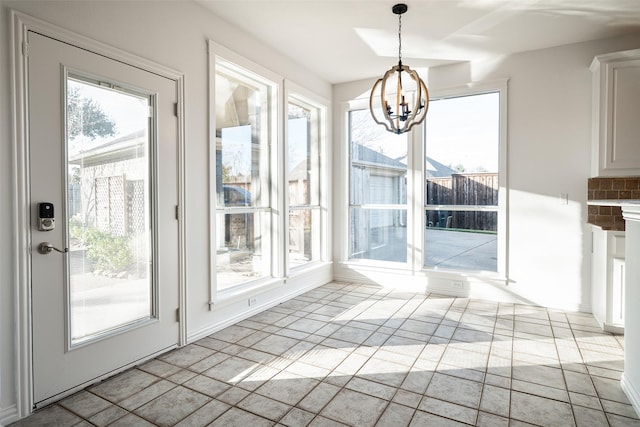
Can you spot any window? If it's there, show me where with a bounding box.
[343,82,506,278]
[210,43,329,297]
[424,92,501,272]
[213,58,277,290]
[349,109,408,263]
[287,99,322,269]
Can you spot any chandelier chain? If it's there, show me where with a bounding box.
[398,13,402,63]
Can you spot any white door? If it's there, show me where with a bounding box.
[28,31,180,407]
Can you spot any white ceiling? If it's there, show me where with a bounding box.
[197,0,640,84]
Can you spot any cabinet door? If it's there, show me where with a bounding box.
[594,57,640,176]
[611,257,625,327]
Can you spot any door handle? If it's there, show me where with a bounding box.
[38,242,69,255]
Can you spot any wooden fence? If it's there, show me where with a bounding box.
[426,173,498,231]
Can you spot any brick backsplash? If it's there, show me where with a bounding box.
[587,176,640,230]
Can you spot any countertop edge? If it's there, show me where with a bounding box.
[587,199,640,207]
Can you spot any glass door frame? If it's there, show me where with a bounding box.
[11,11,187,416]
[63,69,158,349]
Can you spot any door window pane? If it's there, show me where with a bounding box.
[349,108,408,263]
[66,76,152,345]
[215,61,273,289]
[424,92,500,271]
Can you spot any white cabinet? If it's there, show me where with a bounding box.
[591,226,625,333]
[591,49,640,177]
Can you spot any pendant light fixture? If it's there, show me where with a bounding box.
[369,3,429,135]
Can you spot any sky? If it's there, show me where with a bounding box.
[352,91,499,173]
[71,76,499,175]
[68,78,148,150]
[425,91,500,173]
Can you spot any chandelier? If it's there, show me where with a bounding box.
[369,3,429,135]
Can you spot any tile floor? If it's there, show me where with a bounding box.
[11,282,640,426]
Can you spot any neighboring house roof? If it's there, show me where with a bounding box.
[425,157,457,178]
[352,143,406,171]
[351,144,407,175]
[353,143,457,178]
[289,160,309,181]
[68,129,146,166]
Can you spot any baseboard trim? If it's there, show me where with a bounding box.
[0,405,19,427]
[621,373,640,418]
[187,276,330,343]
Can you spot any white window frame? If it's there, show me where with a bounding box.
[420,80,508,280]
[208,41,283,302]
[343,98,417,271]
[284,82,330,275]
[339,79,508,283]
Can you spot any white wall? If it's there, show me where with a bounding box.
[0,1,331,422]
[333,33,640,311]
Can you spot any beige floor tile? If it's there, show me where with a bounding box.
[425,372,483,408]
[87,405,129,426]
[409,409,469,426]
[108,413,157,426]
[346,376,397,400]
[174,399,230,426]
[252,334,301,356]
[510,391,575,427]
[564,370,598,396]
[357,356,410,387]
[606,413,640,426]
[208,407,273,427]
[573,406,611,427]
[89,369,159,403]
[118,379,175,410]
[298,382,341,413]
[320,388,387,426]
[511,378,570,403]
[476,411,509,426]
[137,359,182,378]
[419,396,478,424]
[602,399,640,419]
[280,407,316,427]
[157,343,214,368]
[376,402,415,426]
[188,352,231,373]
[237,392,291,421]
[10,405,82,427]
[58,390,111,419]
[134,386,209,426]
[183,374,231,398]
[512,363,566,390]
[479,383,510,417]
[593,376,633,404]
[202,355,262,384]
[13,282,633,427]
[255,371,319,406]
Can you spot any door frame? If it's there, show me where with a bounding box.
[11,10,187,417]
